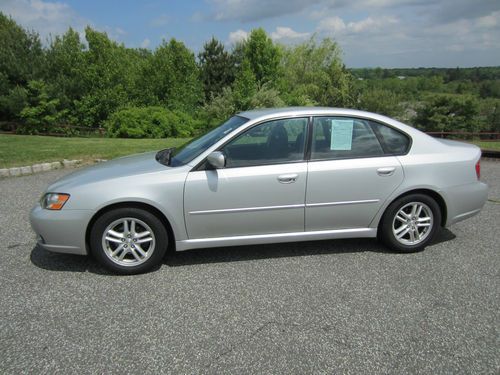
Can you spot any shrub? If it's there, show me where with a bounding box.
[414,94,479,132]
[104,106,200,138]
[357,88,403,118]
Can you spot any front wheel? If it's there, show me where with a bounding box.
[379,194,441,253]
[90,207,168,274]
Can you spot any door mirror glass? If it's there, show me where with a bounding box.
[207,151,226,169]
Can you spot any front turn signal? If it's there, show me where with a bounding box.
[41,193,70,210]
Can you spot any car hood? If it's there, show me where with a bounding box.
[48,151,169,192]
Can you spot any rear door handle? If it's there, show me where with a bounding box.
[377,167,396,176]
[278,174,298,184]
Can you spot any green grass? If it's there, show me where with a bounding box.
[0,135,191,168]
[469,141,500,151]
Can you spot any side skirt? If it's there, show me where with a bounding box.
[175,228,377,251]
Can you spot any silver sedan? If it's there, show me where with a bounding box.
[30,107,488,274]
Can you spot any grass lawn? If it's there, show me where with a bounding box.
[0,135,191,168]
[469,141,500,151]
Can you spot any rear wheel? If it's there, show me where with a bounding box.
[90,207,168,274]
[379,194,441,253]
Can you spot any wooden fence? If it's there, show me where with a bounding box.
[1,121,499,143]
[425,131,500,141]
[0,122,105,137]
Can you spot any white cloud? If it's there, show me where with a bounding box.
[140,38,151,48]
[271,26,310,41]
[475,11,499,28]
[114,27,126,36]
[0,0,130,43]
[150,14,169,28]
[0,0,87,41]
[228,29,248,44]
[318,16,346,33]
[318,15,398,35]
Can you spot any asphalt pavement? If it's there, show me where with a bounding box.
[0,161,499,374]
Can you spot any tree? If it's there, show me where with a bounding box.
[358,88,402,117]
[70,27,131,126]
[232,59,257,109]
[415,94,479,132]
[0,13,43,120]
[44,28,86,115]
[138,38,203,111]
[243,28,281,85]
[280,37,355,107]
[198,37,235,100]
[19,80,66,134]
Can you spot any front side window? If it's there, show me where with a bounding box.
[311,117,384,160]
[222,117,308,168]
[169,115,248,167]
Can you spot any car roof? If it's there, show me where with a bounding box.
[238,107,384,121]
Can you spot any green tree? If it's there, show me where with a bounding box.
[19,80,67,134]
[138,38,202,111]
[243,28,281,85]
[73,27,138,126]
[358,88,402,117]
[415,94,479,132]
[198,37,235,100]
[280,37,355,107]
[0,13,44,120]
[44,28,86,117]
[232,59,257,109]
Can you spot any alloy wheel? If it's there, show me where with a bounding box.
[102,217,156,267]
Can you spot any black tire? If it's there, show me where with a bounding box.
[90,207,168,274]
[379,193,441,253]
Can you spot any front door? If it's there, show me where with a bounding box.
[184,117,309,239]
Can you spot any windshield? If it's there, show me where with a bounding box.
[169,115,249,167]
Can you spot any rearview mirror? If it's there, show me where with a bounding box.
[207,151,226,169]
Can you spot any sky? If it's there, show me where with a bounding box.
[0,0,499,68]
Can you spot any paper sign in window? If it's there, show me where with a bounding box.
[330,119,354,150]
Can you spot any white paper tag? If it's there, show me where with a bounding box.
[330,119,354,150]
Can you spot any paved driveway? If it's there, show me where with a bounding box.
[0,161,499,374]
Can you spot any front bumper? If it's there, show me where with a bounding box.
[30,205,95,255]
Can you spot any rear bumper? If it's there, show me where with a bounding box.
[30,205,94,255]
[442,181,488,226]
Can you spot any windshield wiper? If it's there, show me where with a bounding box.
[155,147,175,166]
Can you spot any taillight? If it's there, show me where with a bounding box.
[475,160,480,180]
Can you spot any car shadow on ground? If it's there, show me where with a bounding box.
[30,228,456,274]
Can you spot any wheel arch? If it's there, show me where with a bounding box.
[85,201,176,254]
[378,188,447,232]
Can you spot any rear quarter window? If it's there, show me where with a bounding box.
[370,121,411,155]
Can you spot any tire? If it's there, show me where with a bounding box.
[379,194,441,253]
[90,207,168,274]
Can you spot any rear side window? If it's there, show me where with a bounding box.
[311,117,384,160]
[370,121,410,155]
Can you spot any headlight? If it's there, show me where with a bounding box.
[41,193,70,210]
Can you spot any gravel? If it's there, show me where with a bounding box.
[0,161,498,374]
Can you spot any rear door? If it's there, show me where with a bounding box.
[305,116,408,231]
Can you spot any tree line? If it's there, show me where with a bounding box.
[1,12,499,138]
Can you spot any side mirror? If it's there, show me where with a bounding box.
[207,151,226,169]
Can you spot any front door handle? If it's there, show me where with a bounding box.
[278,174,298,184]
[377,167,396,176]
